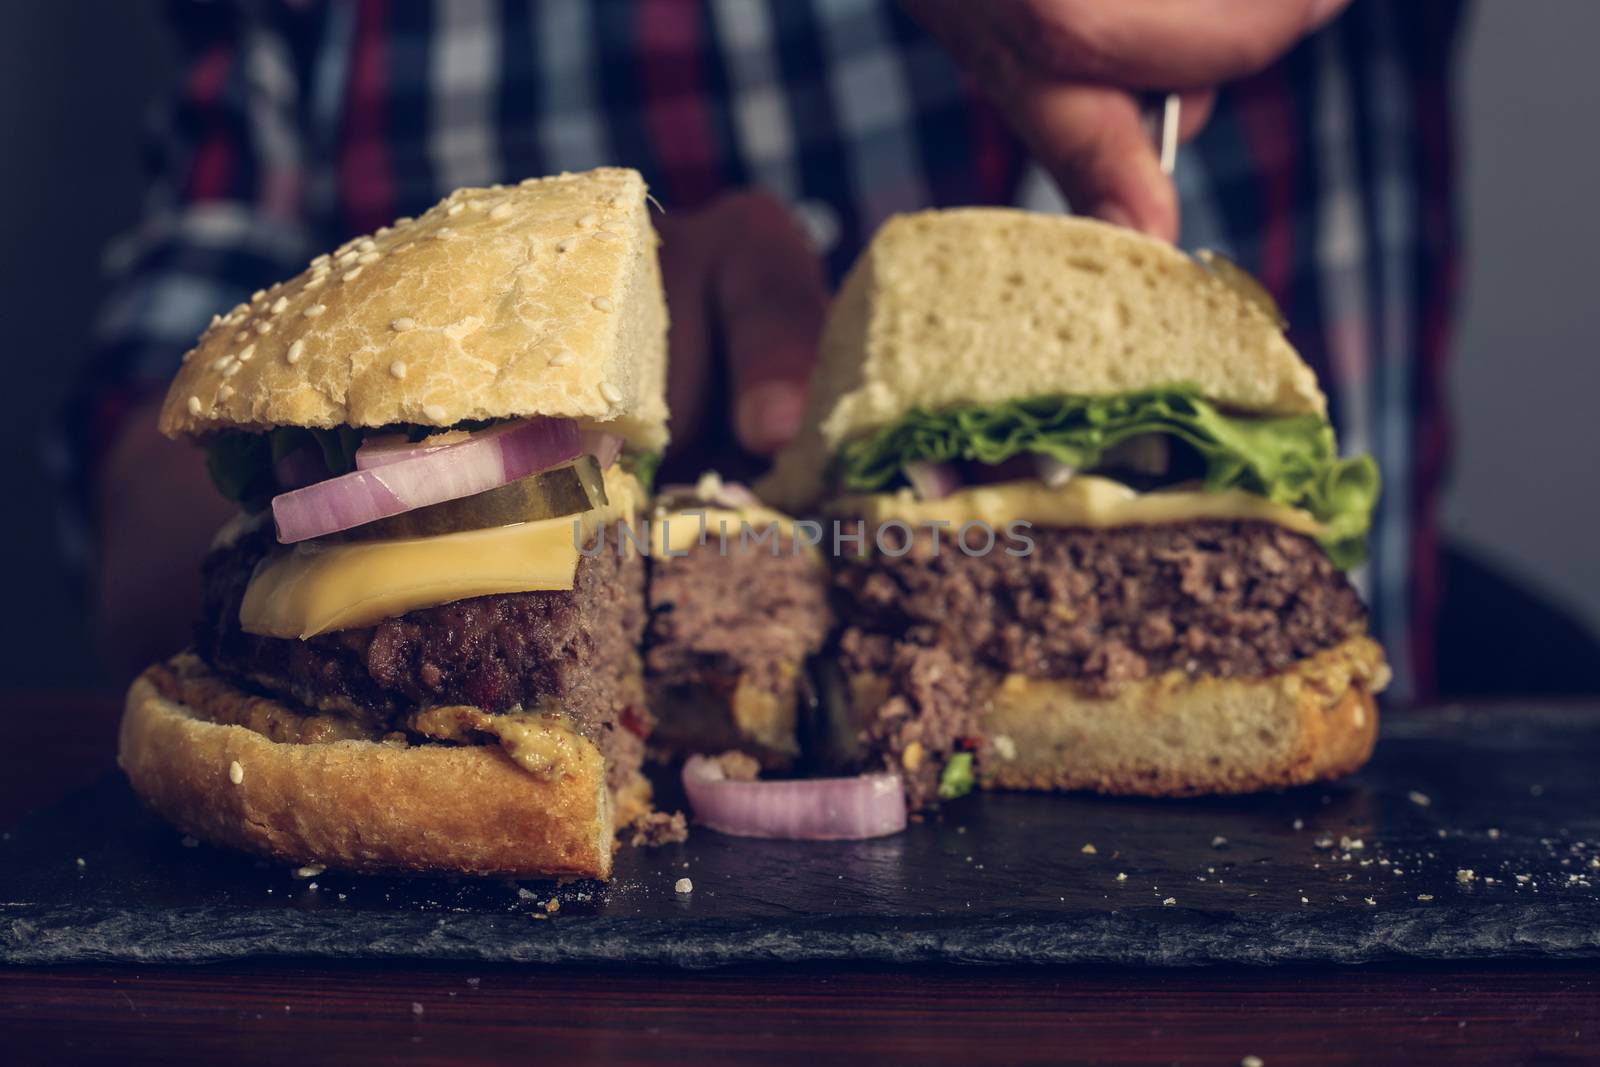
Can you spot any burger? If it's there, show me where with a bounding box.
[119,168,668,879]
[763,209,1390,807]
[643,472,832,769]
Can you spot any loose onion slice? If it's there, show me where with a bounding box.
[681,755,907,840]
[271,417,581,543]
[903,459,960,501]
[578,429,623,470]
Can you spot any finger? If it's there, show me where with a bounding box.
[994,0,1351,90]
[1018,82,1179,241]
[1177,89,1216,142]
[707,192,828,455]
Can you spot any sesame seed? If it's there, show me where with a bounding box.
[304,277,326,290]
[389,360,408,379]
[391,317,416,332]
[578,213,597,228]
[229,761,244,784]
[393,242,412,255]
[286,340,305,364]
[270,296,289,314]
[217,384,235,401]
[311,253,330,268]
[293,864,325,878]
[592,296,613,312]
[234,333,249,346]
[599,382,622,404]
[304,304,326,318]
[337,250,360,268]
[254,319,273,335]
[548,350,575,367]
[222,361,242,378]
[358,251,381,265]
[592,229,619,241]
[433,227,454,240]
[448,202,465,216]
[522,177,540,187]
[187,396,202,416]
[375,226,391,238]
[556,237,576,253]
[251,289,266,303]
[238,344,256,362]
[209,313,222,327]
[210,356,232,371]
[395,215,414,225]
[357,238,376,252]
[489,203,513,221]
[423,403,447,422]
[674,877,693,895]
[343,267,363,282]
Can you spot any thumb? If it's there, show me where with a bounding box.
[1017,82,1178,241]
[708,193,828,455]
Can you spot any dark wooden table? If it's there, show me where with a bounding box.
[3,692,1597,1066]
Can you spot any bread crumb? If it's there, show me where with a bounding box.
[1292,818,1304,830]
[75,857,86,869]
[1211,835,1228,848]
[1115,872,1128,882]
[1242,1057,1265,1067]
[675,877,694,895]
[1162,897,1176,906]
[1080,843,1097,855]
[1408,790,1432,807]
[1339,836,1365,851]
[293,864,325,879]
[1457,868,1477,884]
[229,760,244,785]
[544,899,560,914]
[1417,894,1435,902]
[411,1002,424,1016]
[714,750,762,782]
[629,810,689,847]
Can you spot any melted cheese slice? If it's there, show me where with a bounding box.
[240,467,642,639]
[829,475,1323,535]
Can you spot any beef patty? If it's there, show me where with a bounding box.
[834,520,1368,805]
[197,525,649,787]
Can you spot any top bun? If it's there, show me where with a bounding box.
[762,209,1324,511]
[159,168,668,450]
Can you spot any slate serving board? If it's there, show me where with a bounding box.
[3,705,1599,968]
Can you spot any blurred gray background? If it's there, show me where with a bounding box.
[1,1,1597,687]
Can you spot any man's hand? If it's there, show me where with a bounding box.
[92,400,236,679]
[655,191,828,460]
[906,0,1349,240]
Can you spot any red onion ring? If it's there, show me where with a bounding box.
[578,429,623,470]
[903,460,960,501]
[681,755,907,841]
[271,417,581,543]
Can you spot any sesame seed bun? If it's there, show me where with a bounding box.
[158,167,668,451]
[119,657,632,879]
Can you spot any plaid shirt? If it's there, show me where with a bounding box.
[65,0,1464,700]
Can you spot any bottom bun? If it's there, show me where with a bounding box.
[119,662,618,879]
[978,636,1389,796]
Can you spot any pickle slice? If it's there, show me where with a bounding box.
[337,455,608,541]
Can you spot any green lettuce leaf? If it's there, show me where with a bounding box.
[833,388,1379,568]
